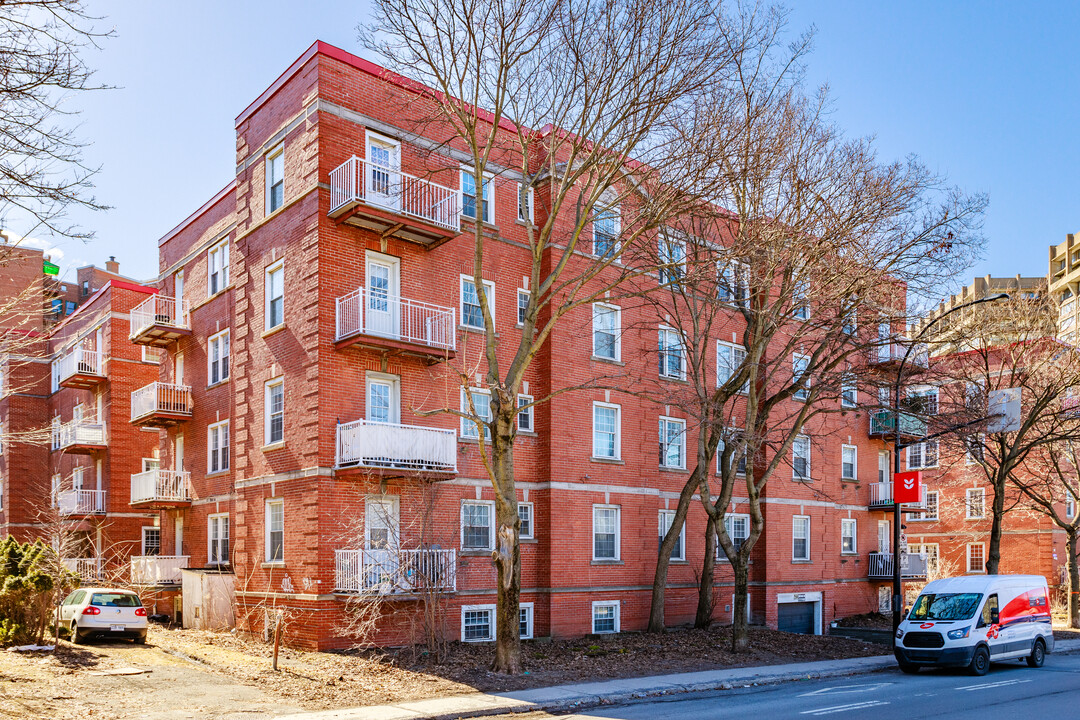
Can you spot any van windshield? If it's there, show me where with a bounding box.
[909,593,983,621]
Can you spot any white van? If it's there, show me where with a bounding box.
[894,574,1053,676]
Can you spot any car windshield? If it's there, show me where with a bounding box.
[90,593,142,607]
[909,592,983,621]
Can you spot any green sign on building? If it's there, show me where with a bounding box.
[43,260,59,276]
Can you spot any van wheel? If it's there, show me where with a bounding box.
[898,661,920,674]
[968,645,990,676]
[1027,639,1046,668]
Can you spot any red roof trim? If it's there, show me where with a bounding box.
[156,180,236,248]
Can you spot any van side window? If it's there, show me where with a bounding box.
[980,594,998,626]
[1030,590,1047,608]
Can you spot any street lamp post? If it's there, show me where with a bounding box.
[890,292,1010,641]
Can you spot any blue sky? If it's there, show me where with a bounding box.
[35,1,1080,288]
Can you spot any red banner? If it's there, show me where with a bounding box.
[893,471,922,504]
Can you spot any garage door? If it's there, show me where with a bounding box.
[777,601,816,634]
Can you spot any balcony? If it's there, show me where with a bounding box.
[869,409,927,439]
[52,418,107,453]
[130,469,191,507]
[54,343,106,389]
[328,156,460,247]
[868,481,929,510]
[129,294,191,346]
[335,287,456,357]
[868,341,928,370]
[131,382,193,427]
[130,555,189,585]
[867,551,928,580]
[63,557,103,581]
[334,548,456,595]
[336,419,457,475]
[57,489,106,516]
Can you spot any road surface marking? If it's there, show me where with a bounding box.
[800,700,890,715]
[954,678,1032,691]
[799,683,894,697]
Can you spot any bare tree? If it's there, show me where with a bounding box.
[363,0,739,673]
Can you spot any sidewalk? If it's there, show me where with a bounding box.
[277,638,1080,720]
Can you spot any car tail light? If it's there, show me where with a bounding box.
[135,608,147,617]
[82,606,100,615]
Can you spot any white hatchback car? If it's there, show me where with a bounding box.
[60,588,148,644]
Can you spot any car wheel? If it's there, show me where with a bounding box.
[898,661,921,674]
[134,633,147,645]
[968,645,990,676]
[1027,638,1046,668]
[70,622,85,645]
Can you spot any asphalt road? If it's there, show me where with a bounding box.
[508,652,1080,720]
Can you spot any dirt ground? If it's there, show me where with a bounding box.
[0,624,888,718]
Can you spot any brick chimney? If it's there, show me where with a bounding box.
[106,256,119,274]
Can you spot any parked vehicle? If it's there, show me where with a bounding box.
[894,574,1053,676]
[59,588,148,644]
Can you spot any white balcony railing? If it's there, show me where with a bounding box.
[334,548,456,594]
[53,343,104,384]
[868,551,928,579]
[129,294,190,339]
[52,418,106,450]
[131,382,193,422]
[131,555,189,585]
[63,557,103,581]
[869,482,929,508]
[130,469,191,504]
[329,156,461,232]
[335,287,456,350]
[870,340,929,368]
[336,418,457,472]
[57,488,106,515]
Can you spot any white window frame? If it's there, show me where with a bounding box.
[461,500,495,551]
[792,515,811,562]
[265,498,284,563]
[966,487,986,519]
[592,303,621,361]
[265,259,285,331]
[517,183,534,224]
[658,326,685,380]
[792,435,811,481]
[592,202,621,258]
[208,329,231,385]
[264,377,285,446]
[592,504,621,561]
[592,402,621,460]
[208,513,230,565]
[907,439,939,470]
[719,513,750,559]
[208,419,230,474]
[793,353,811,401]
[141,345,162,364]
[518,502,534,540]
[460,275,495,330]
[461,387,492,440]
[659,416,686,470]
[841,444,857,481]
[878,451,889,483]
[1067,496,1076,521]
[718,259,750,306]
[519,602,534,640]
[141,526,161,556]
[841,376,857,408]
[208,239,230,296]
[516,289,530,326]
[266,146,285,214]
[461,604,496,642]
[591,600,620,634]
[967,542,986,574]
[716,341,748,393]
[659,231,686,285]
[841,518,857,555]
[658,509,686,562]
[718,433,748,476]
[911,490,939,521]
[516,394,534,433]
[460,167,494,224]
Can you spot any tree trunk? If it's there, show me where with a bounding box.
[490,427,522,674]
[1069,531,1080,629]
[986,474,1007,574]
[695,514,717,628]
[731,557,750,652]
[649,480,697,632]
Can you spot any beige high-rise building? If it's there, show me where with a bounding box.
[919,274,1048,355]
[1049,233,1080,342]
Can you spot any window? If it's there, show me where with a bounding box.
[461,388,492,440]
[841,376,857,408]
[724,513,750,554]
[841,518,857,554]
[840,445,857,481]
[717,341,748,392]
[718,260,749,306]
[81,280,89,296]
[878,452,889,483]
[658,509,685,561]
[265,499,284,562]
[593,505,620,560]
[793,435,811,481]
[462,605,495,641]
[593,204,621,258]
[50,297,62,316]
[910,543,940,576]
[517,289,530,326]
[592,601,620,634]
[1067,496,1076,521]
[718,434,748,475]
[462,501,494,550]
[659,232,686,285]
[516,394,533,433]
[265,378,284,446]
[659,417,685,469]
[658,327,684,379]
[966,487,986,519]
[141,527,160,556]
[912,490,939,521]
[65,300,76,314]
[141,345,162,364]
[792,353,811,401]
[208,330,230,384]
[265,261,284,330]
[461,169,492,224]
[907,386,939,416]
[967,542,985,573]
[519,603,534,639]
[792,276,810,319]
[907,439,938,470]
[266,147,284,213]
[208,514,229,565]
[592,402,620,459]
[517,183,534,223]
[518,502,533,539]
[208,240,230,295]
[208,420,230,474]
[143,457,160,473]
[592,304,620,360]
[460,276,495,329]
[841,299,857,335]
[792,515,810,561]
